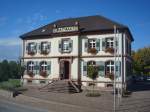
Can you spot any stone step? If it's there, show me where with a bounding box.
[39,80,80,93]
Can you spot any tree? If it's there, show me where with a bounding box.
[0,60,10,81]
[87,65,98,94]
[132,46,150,75]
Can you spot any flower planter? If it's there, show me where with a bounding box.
[106,73,114,80]
[28,51,35,55]
[88,48,97,54]
[41,50,49,55]
[40,71,48,77]
[105,48,114,54]
[27,71,34,77]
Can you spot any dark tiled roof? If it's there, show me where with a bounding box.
[20,15,134,41]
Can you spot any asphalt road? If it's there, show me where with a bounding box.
[0,97,49,112]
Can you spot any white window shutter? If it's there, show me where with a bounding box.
[26,43,28,54]
[83,61,87,76]
[84,39,88,52]
[69,39,73,52]
[33,61,36,75]
[47,61,51,75]
[116,61,121,77]
[58,40,62,53]
[96,61,105,77]
[102,38,106,51]
[96,39,100,51]
[38,43,41,54]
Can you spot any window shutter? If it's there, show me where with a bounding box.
[115,39,119,52]
[38,43,41,54]
[33,61,36,75]
[69,39,73,52]
[24,61,27,70]
[48,42,51,53]
[47,61,51,75]
[96,39,100,51]
[34,43,37,53]
[96,61,105,77]
[26,43,28,53]
[102,38,106,51]
[84,39,88,52]
[116,61,121,77]
[58,40,62,53]
[35,61,39,75]
[83,61,87,76]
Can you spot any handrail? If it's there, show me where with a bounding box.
[69,80,80,93]
[39,79,59,90]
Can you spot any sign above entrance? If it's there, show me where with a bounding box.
[53,26,79,33]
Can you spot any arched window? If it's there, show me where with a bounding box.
[87,61,96,66]
[106,60,114,74]
[40,61,47,71]
[27,61,34,72]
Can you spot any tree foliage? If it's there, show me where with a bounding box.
[0,60,25,82]
[132,46,150,75]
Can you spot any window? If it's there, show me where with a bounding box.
[40,61,47,71]
[63,40,70,52]
[59,39,72,53]
[106,38,114,48]
[27,42,36,55]
[88,39,96,49]
[41,42,50,54]
[87,61,96,66]
[41,42,48,51]
[106,61,114,74]
[27,61,34,72]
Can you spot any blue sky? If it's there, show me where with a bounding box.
[0,0,150,60]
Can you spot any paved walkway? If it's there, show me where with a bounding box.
[117,81,150,112]
[1,81,150,112]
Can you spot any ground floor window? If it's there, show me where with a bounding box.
[106,61,114,74]
[27,61,34,72]
[40,61,47,71]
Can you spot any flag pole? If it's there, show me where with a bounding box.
[114,25,117,112]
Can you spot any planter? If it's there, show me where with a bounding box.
[105,47,114,54]
[40,71,48,77]
[41,50,49,55]
[28,51,35,55]
[27,71,34,77]
[88,48,97,54]
[106,73,114,80]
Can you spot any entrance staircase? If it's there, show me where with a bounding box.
[39,79,81,93]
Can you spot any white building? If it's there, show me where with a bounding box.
[20,15,134,88]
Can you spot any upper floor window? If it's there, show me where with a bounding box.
[106,38,114,48]
[40,42,50,55]
[89,39,96,49]
[26,42,37,55]
[84,39,100,54]
[59,39,73,53]
[63,40,70,52]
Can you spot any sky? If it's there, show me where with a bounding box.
[0,0,150,60]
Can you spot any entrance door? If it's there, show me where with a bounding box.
[60,61,70,79]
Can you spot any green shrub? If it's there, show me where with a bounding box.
[0,79,21,91]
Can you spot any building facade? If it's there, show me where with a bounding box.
[20,15,134,88]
